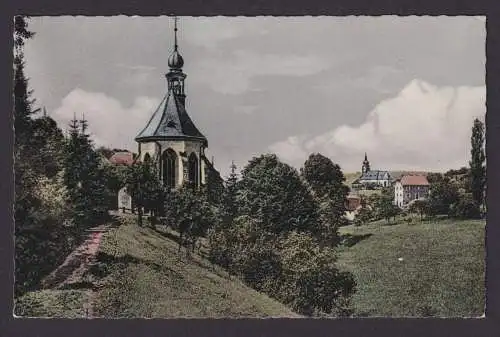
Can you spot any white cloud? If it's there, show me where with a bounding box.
[269,79,486,172]
[192,50,332,94]
[52,89,160,150]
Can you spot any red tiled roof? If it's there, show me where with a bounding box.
[109,152,134,165]
[400,175,429,186]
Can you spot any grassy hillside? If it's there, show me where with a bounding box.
[91,216,299,318]
[16,216,299,318]
[337,219,485,317]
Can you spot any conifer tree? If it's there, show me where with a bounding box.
[221,161,239,223]
[469,118,486,216]
[63,115,108,227]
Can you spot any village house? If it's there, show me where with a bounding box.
[345,193,362,212]
[109,151,134,166]
[352,153,392,189]
[394,174,430,208]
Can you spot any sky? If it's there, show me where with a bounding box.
[23,16,486,177]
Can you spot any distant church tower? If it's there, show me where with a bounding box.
[362,152,371,174]
[135,17,210,189]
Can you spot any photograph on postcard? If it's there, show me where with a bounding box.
[13,15,486,318]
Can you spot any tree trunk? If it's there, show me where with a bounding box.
[138,206,143,227]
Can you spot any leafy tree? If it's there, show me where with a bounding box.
[409,199,430,220]
[96,146,115,159]
[301,153,347,198]
[354,202,372,227]
[427,175,460,216]
[469,118,486,216]
[124,161,163,227]
[376,194,399,223]
[237,154,320,235]
[450,194,481,219]
[164,185,215,253]
[301,153,349,245]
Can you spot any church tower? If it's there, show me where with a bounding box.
[135,17,209,189]
[362,152,371,174]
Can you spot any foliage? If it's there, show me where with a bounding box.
[62,117,109,227]
[221,161,239,223]
[301,153,349,244]
[354,203,372,227]
[124,161,163,226]
[30,116,65,178]
[164,185,215,251]
[237,154,320,235]
[408,199,430,219]
[208,216,357,316]
[449,194,481,219]
[34,172,70,220]
[469,118,486,216]
[373,193,399,223]
[427,174,460,216]
[278,232,356,316]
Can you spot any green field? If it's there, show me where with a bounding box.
[337,218,485,317]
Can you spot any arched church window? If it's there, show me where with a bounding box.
[143,153,151,163]
[188,153,198,185]
[162,149,177,188]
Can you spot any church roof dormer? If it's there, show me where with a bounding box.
[135,17,207,145]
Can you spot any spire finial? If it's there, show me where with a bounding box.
[174,16,178,51]
[364,152,367,161]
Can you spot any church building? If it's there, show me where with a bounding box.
[352,153,392,189]
[134,18,219,190]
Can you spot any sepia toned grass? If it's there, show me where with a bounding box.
[337,218,485,317]
[14,289,88,318]
[91,216,300,318]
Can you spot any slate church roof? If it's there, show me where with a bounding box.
[359,170,391,181]
[135,92,207,145]
[135,16,207,145]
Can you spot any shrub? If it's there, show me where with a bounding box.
[278,232,356,316]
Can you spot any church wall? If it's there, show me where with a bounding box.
[138,142,159,162]
[155,139,206,187]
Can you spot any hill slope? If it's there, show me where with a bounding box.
[91,216,298,318]
[337,219,485,317]
[16,216,299,318]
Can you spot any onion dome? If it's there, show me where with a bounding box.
[168,49,184,70]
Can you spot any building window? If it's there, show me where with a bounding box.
[162,149,177,188]
[188,153,198,185]
[143,153,151,163]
